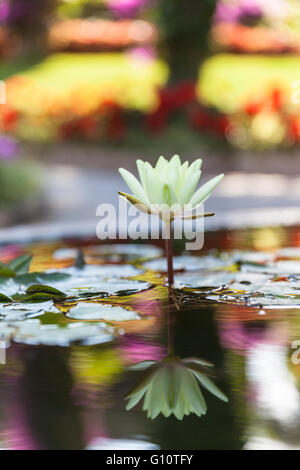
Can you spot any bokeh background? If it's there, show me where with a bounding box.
[0,0,300,237]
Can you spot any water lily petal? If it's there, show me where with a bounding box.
[167,165,180,197]
[160,184,173,206]
[170,154,181,166]
[136,160,148,190]
[180,367,207,415]
[164,366,181,409]
[189,174,224,207]
[128,360,156,371]
[182,357,214,368]
[191,370,228,403]
[126,386,149,410]
[146,370,166,418]
[126,364,159,403]
[178,170,201,204]
[118,192,150,214]
[119,168,149,203]
[179,161,189,187]
[173,388,186,420]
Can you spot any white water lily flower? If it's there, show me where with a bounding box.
[119,155,224,221]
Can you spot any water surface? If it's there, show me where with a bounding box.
[0,225,299,450]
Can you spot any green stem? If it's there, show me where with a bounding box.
[167,307,175,355]
[165,222,174,287]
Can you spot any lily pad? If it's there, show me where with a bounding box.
[0,319,114,346]
[277,247,300,257]
[26,284,66,297]
[0,293,12,303]
[0,301,59,321]
[52,248,79,260]
[87,244,163,259]
[40,277,150,298]
[174,272,235,289]
[143,255,229,273]
[66,302,140,321]
[0,263,16,278]
[56,264,143,278]
[241,260,300,275]
[9,254,33,275]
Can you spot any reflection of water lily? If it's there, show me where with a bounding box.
[119,155,223,220]
[126,355,228,420]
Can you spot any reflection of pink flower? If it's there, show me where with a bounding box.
[0,244,23,263]
[127,46,156,63]
[107,0,150,17]
[214,1,262,24]
[0,136,20,161]
[120,335,166,364]
[0,1,9,22]
[219,321,264,355]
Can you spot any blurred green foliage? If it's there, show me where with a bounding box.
[156,0,217,82]
[198,54,300,113]
[57,0,107,19]
[20,53,168,112]
[0,160,40,208]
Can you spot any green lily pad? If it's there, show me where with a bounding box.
[0,293,12,303]
[26,284,66,297]
[12,292,67,303]
[9,254,33,275]
[0,263,16,278]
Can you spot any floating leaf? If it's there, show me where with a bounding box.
[174,272,235,289]
[9,254,33,275]
[15,271,71,286]
[143,255,229,273]
[0,293,12,303]
[0,301,59,321]
[53,248,78,260]
[12,292,66,303]
[58,264,143,278]
[67,302,140,321]
[0,319,114,346]
[0,262,16,278]
[38,276,150,299]
[26,284,66,298]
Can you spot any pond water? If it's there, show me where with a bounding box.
[0,225,300,450]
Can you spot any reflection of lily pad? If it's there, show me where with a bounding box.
[0,301,59,321]
[0,319,114,346]
[67,302,140,321]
